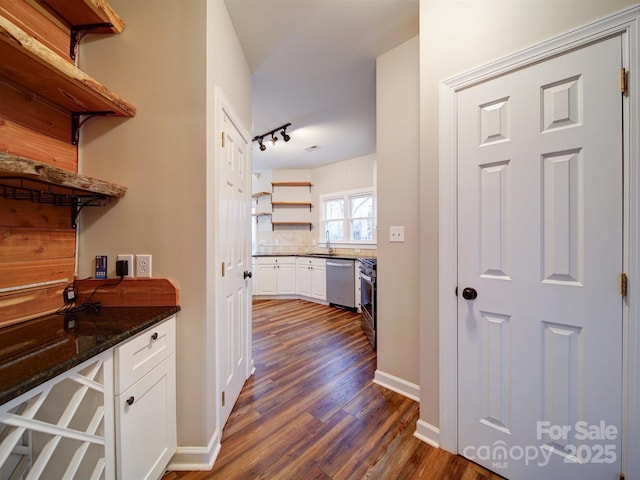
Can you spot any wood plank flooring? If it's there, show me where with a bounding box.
[165,299,504,480]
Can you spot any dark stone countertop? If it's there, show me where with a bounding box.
[252,253,374,261]
[0,306,180,405]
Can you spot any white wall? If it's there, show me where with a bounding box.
[418,0,637,432]
[376,37,420,387]
[254,156,376,250]
[78,0,251,460]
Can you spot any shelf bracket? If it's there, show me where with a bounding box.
[71,195,111,229]
[70,23,114,63]
[71,111,115,145]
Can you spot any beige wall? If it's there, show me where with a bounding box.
[78,0,251,454]
[418,0,637,429]
[377,36,420,385]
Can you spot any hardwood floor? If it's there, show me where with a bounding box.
[165,299,503,480]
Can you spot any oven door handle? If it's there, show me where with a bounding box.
[361,273,373,282]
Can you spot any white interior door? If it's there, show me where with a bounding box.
[218,105,251,428]
[457,35,623,479]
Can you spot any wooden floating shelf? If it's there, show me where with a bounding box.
[271,182,312,192]
[271,201,312,212]
[41,0,126,34]
[271,222,312,231]
[0,153,127,197]
[0,15,136,117]
[0,153,126,228]
[252,191,271,199]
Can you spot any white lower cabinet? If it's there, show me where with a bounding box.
[255,256,296,295]
[296,257,326,301]
[114,316,176,480]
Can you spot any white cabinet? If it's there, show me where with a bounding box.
[255,257,296,295]
[114,316,176,480]
[296,257,326,301]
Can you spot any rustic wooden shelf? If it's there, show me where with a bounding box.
[0,153,126,228]
[41,0,125,34]
[0,15,136,118]
[0,153,126,197]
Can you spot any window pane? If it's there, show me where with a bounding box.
[351,195,373,218]
[325,199,344,220]
[351,219,372,241]
[326,220,343,241]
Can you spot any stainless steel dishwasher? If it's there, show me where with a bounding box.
[326,259,355,309]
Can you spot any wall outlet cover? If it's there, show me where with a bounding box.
[116,254,134,278]
[136,254,152,278]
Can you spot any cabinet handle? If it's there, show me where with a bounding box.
[126,396,135,406]
[151,332,158,341]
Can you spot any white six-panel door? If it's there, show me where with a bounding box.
[218,103,251,429]
[457,35,623,479]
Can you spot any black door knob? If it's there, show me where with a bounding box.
[462,287,478,300]
[244,270,253,279]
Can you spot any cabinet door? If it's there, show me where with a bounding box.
[276,263,296,294]
[256,263,277,295]
[311,266,326,300]
[296,261,312,296]
[116,355,176,480]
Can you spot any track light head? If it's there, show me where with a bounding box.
[280,128,291,142]
[258,138,266,151]
[271,133,278,146]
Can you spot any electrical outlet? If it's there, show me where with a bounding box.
[136,254,152,278]
[117,254,134,278]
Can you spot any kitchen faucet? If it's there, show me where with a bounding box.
[326,230,334,254]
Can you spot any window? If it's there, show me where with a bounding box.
[320,188,375,244]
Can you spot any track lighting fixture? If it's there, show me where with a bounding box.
[252,122,292,151]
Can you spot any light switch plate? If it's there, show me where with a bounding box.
[390,226,405,243]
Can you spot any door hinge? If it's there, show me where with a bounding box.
[621,68,628,95]
[221,131,226,147]
[621,273,628,297]
[222,391,225,407]
[619,473,625,480]
[222,261,225,277]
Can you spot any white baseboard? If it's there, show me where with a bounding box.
[373,370,420,401]
[168,431,220,471]
[414,419,440,448]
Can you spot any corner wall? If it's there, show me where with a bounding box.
[78,0,251,462]
[376,36,420,390]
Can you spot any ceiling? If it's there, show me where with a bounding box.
[224,0,419,172]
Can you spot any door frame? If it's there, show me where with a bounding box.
[438,5,640,477]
